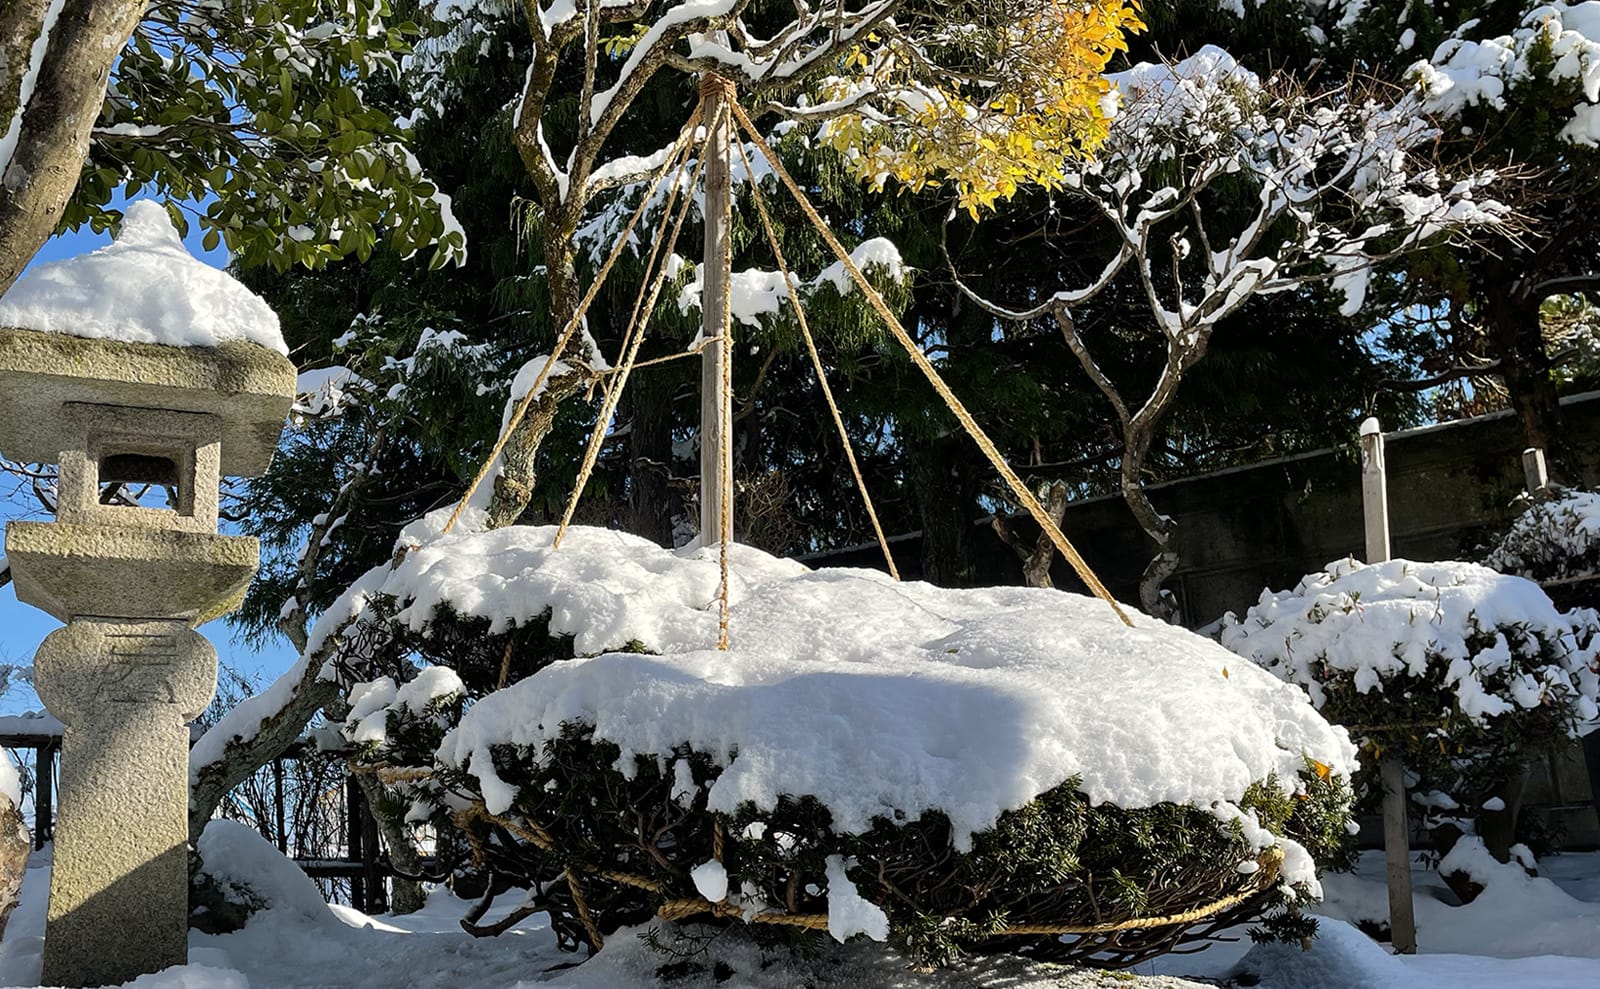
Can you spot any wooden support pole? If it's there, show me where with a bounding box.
[698,76,734,547]
[1362,417,1417,954]
[34,742,54,850]
[273,757,287,855]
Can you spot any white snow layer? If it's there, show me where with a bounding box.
[1486,487,1600,579]
[188,647,333,792]
[1219,558,1600,724]
[0,200,287,354]
[0,752,17,807]
[824,856,890,943]
[1413,2,1600,146]
[294,365,374,418]
[356,525,1357,870]
[195,820,341,924]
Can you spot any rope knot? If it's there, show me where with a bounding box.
[699,74,737,103]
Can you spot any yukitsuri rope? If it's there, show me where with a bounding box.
[437,106,703,538]
[456,799,1285,939]
[553,105,713,549]
[566,867,606,950]
[657,846,1282,934]
[730,134,901,580]
[728,101,1132,626]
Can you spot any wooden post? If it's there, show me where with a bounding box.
[273,756,287,855]
[34,742,54,850]
[1360,418,1391,563]
[1522,447,1549,495]
[698,76,734,547]
[345,774,364,912]
[1362,417,1417,954]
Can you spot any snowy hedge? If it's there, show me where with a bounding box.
[317,521,1356,966]
[1219,558,1600,838]
[1486,487,1600,583]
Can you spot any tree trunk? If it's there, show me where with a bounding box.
[625,374,679,546]
[0,0,147,297]
[1119,444,1179,620]
[0,1,53,142]
[483,363,598,530]
[1485,276,1572,479]
[915,436,976,587]
[482,224,585,529]
[189,658,340,842]
[0,791,29,939]
[353,771,425,915]
[992,481,1068,588]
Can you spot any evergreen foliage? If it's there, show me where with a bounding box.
[67,0,465,271]
[1222,559,1600,851]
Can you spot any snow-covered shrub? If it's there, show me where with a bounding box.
[1486,487,1600,583]
[190,820,337,934]
[1219,558,1600,844]
[320,522,1357,968]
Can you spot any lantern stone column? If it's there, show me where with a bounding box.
[0,327,294,987]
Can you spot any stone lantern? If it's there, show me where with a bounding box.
[0,205,295,987]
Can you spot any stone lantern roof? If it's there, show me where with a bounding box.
[0,329,294,476]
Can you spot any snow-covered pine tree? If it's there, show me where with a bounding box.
[1221,558,1600,872]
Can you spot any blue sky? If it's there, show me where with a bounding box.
[1,196,299,715]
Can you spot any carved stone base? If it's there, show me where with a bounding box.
[34,618,217,988]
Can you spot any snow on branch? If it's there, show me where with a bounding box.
[1412,1,1600,146]
[946,45,1511,615]
[1069,46,1509,337]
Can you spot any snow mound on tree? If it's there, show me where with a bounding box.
[376,525,1358,871]
[1486,487,1600,580]
[1219,557,1600,724]
[1413,1,1600,146]
[0,200,286,354]
[195,819,337,924]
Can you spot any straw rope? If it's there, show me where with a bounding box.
[730,133,900,579]
[566,866,606,950]
[437,105,703,538]
[553,102,716,549]
[728,102,1132,626]
[654,846,1282,935]
[455,799,1285,940]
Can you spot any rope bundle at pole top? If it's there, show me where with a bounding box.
[436,76,1134,641]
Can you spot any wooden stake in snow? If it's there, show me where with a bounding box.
[1523,447,1549,496]
[1362,417,1417,955]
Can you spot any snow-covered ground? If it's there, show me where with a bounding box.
[3,837,1599,988]
[1140,848,1600,989]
